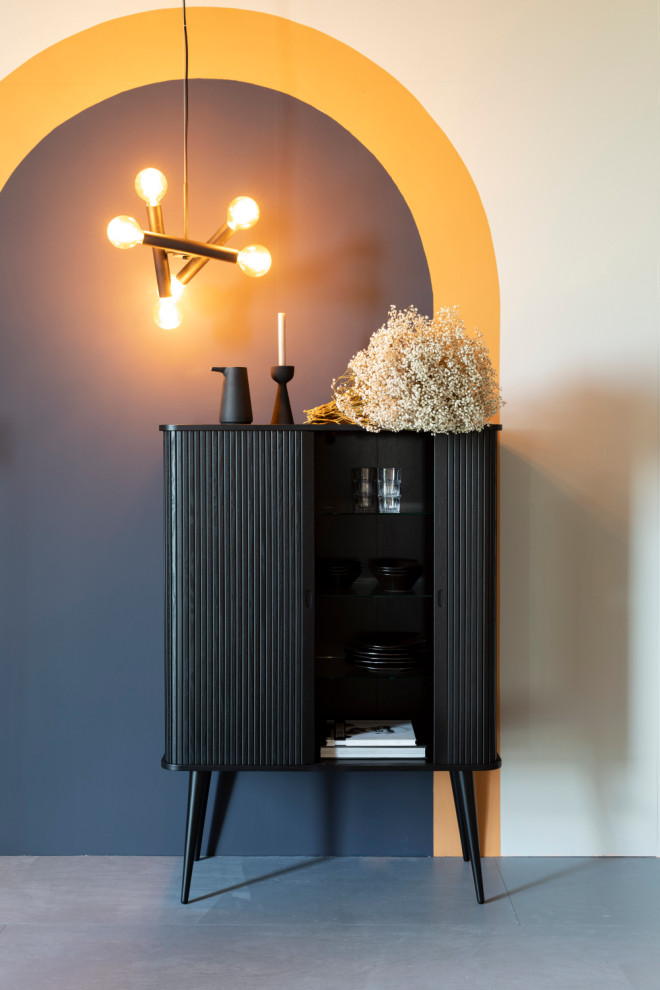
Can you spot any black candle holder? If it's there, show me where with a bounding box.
[270,365,295,424]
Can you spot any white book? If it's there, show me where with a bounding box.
[320,744,426,759]
[327,720,418,747]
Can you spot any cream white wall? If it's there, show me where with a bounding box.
[3,0,658,855]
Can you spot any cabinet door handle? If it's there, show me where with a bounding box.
[437,589,444,607]
[304,590,313,608]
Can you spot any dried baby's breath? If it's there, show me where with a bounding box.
[305,305,503,433]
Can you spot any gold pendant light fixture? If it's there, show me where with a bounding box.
[106,2,271,329]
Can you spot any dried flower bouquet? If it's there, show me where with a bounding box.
[305,305,502,433]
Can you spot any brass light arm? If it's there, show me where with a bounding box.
[142,230,239,265]
[176,221,233,285]
[145,203,172,297]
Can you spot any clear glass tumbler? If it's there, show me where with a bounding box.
[377,467,401,513]
[352,467,377,513]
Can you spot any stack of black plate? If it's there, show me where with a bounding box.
[345,631,430,675]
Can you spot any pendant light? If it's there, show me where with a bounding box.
[106,1,271,328]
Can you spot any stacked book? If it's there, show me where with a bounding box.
[320,719,426,759]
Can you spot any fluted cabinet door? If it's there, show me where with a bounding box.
[163,427,315,768]
[432,430,498,767]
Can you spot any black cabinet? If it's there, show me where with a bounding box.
[161,424,500,902]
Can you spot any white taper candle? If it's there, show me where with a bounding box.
[278,312,286,365]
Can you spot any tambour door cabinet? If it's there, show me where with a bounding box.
[161,424,501,903]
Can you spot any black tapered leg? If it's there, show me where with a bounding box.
[194,772,212,861]
[181,770,211,904]
[454,770,485,904]
[449,771,471,862]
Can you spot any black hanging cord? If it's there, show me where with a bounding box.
[182,0,189,239]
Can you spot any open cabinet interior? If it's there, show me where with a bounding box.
[312,430,436,759]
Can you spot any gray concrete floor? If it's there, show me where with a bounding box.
[0,856,658,989]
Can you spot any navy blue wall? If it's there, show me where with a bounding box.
[0,80,433,854]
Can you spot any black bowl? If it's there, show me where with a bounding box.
[369,559,423,593]
[316,557,361,592]
[368,557,419,570]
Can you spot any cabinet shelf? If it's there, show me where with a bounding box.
[315,656,431,679]
[316,584,432,599]
[162,756,502,772]
[316,510,431,517]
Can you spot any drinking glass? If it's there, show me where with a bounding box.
[377,467,401,513]
[352,467,377,513]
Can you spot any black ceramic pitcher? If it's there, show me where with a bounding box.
[211,367,253,424]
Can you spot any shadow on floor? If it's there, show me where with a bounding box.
[487,858,597,902]
[187,857,331,904]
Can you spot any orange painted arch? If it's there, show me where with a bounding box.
[0,6,500,855]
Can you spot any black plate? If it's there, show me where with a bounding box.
[348,661,430,676]
[370,566,422,573]
[350,631,427,650]
[349,661,430,670]
[348,648,430,659]
[347,650,430,662]
[346,648,430,660]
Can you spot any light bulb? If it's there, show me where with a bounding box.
[107,215,144,249]
[227,196,260,231]
[237,244,272,278]
[170,275,185,301]
[135,168,168,206]
[153,296,183,330]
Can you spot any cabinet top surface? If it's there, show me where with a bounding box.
[159,423,502,433]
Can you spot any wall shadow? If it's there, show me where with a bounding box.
[499,382,657,853]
